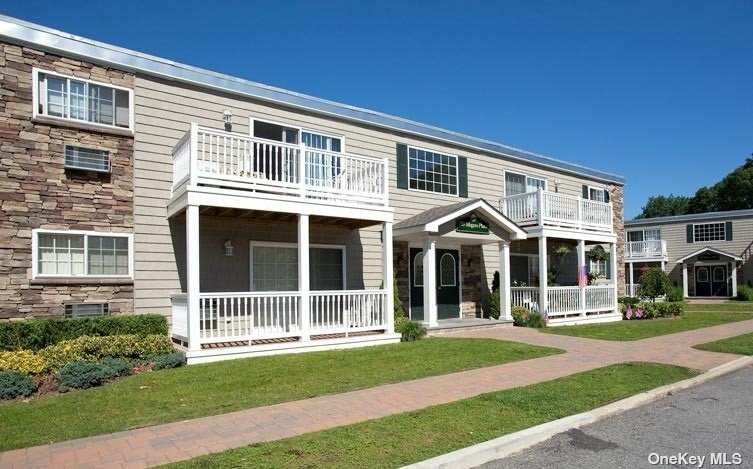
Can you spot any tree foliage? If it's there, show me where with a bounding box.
[638,267,671,301]
[636,156,753,219]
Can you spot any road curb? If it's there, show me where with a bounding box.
[403,356,753,469]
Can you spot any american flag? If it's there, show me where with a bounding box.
[578,265,588,288]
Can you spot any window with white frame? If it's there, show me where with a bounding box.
[627,229,661,242]
[693,222,726,242]
[504,172,546,196]
[35,231,131,277]
[588,187,607,202]
[408,147,458,195]
[251,244,345,291]
[35,70,132,130]
[439,253,456,287]
[589,259,610,279]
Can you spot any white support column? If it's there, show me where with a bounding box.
[731,261,738,298]
[629,261,635,296]
[423,236,438,327]
[682,263,689,298]
[186,205,201,351]
[538,236,548,314]
[610,242,618,310]
[499,242,511,321]
[660,260,665,272]
[577,240,586,314]
[298,214,311,341]
[383,222,395,333]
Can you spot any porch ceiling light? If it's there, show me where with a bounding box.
[224,239,234,257]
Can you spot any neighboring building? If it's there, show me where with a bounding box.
[625,209,753,298]
[0,15,625,363]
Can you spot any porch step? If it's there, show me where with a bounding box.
[428,318,514,335]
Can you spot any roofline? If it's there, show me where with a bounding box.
[626,208,753,227]
[675,246,742,263]
[0,14,625,185]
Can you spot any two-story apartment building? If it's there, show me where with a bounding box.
[0,15,625,363]
[625,209,753,298]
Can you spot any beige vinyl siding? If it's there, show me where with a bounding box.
[626,217,753,290]
[133,75,620,314]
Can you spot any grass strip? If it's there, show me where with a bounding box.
[542,310,753,341]
[694,332,753,355]
[0,337,560,451]
[166,362,696,469]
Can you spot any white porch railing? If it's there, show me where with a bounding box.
[510,285,617,317]
[625,240,667,259]
[501,189,613,233]
[171,289,388,346]
[172,125,388,207]
[626,283,641,297]
[310,290,387,335]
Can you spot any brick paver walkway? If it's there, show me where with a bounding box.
[2,319,753,468]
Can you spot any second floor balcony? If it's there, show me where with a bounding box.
[625,239,668,261]
[501,189,613,234]
[172,124,389,208]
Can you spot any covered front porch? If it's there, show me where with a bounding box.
[677,247,741,298]
[168,202,399,364]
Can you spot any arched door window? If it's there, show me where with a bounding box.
[440,253,456,287]
[413,252,424,287]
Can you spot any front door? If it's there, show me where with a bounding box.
[436,249,460,319]
[408,248,461,321]
[694,266,711,296]
[711,265,728,296]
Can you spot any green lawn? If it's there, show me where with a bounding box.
[694,332,753,355]
[0,338,560,451]
[542,304,753,341]
[165,363,696,469]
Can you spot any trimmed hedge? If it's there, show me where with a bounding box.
[0,370,37,399]
[737,285,753,301]
[0,314,167,351]
[0,334,174,374]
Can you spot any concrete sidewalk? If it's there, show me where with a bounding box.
[2,319,752,468]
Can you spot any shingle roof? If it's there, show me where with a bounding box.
[626,208,753,226]
[394,199,482,230]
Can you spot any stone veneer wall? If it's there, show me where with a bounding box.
[0,42,135,319]
[611,186,626,297]
[460,245,485,318]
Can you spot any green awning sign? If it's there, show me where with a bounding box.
[456,214,489,235]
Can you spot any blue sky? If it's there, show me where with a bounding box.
[2,1,751,218]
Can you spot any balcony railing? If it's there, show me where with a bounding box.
[172,124,389,207]
[171,290,388,346]
[625,240,667,260]
[501,189,613,233]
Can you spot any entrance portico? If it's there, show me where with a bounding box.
[393,199,527,327]
[676,247,741,298]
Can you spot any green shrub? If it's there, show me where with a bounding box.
[666,287,684,302]
[0,370,37,399]
[39,334,174,371]
[526,311,547,328]
[151,352,187,370]
[489,290,501,319]
[58,361,121,391]
[618,296,640,306]
[737,285,753,301]
[511,306,530,327]
[99,357,132,377]
[0,314,168,352]
[396,320,427,342]
[638,268,671,301]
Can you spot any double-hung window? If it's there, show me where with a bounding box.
[589,259,610,278]
[588,187,607,202]
[408,147,458,195]
[34,230,132,278]
[34,69,133,131]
